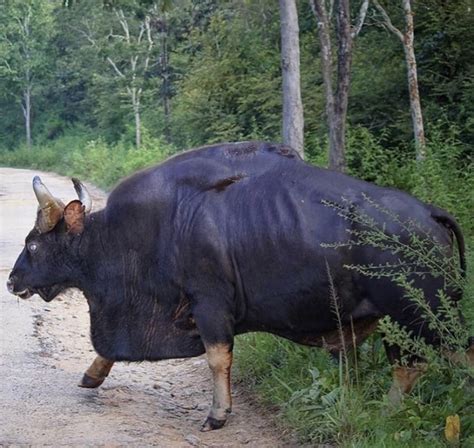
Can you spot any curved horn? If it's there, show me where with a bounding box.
[33,176,56,207]
[32,176,64,233]
[72,178,92,213]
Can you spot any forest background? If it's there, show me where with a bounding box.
[1,0,473,446]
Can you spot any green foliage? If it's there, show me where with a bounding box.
[346,126,392,184]
[170,7,282,147]
[0,0,57,146]
[0,129,174,189]
[342,125,473,237]
[416,0,474,147]
[410,129,474,236]
[1,0,473,157]
[0,0,56,86]
[236,331,473,447]
[350,21,410,148]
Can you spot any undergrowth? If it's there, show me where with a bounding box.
[0,131,174,189]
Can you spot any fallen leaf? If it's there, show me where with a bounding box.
[445,414,460,444]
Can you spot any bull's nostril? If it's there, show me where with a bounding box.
[6,277,15,294]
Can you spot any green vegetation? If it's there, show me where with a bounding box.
[234,325,474,447]
[0,132,173,189]
[1,0,473,446]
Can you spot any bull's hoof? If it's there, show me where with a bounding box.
[78,373,105,388]
[200,416,227,432]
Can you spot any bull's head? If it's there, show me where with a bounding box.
[7,177,92,302]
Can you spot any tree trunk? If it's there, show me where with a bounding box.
[373,0,426,161]
[311,0,352,172]
[134,103,141,149]
[163,90,171,143]
[279,0,304,159]
[311,0,336,167]
[22,85,32,149]
[160,16,172,144]
[331,0,352,172]
[131,88,141,149]
[402,0,425,160]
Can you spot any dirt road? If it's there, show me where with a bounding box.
[0,168,292,447]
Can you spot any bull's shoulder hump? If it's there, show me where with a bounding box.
[152,141,303,192]
[107,141,298,196]
[161,141,300,167]
[105,165,167,210]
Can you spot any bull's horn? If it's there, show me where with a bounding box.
[32,176,64,232]
[33,176,55,207]
[72,178,92,214]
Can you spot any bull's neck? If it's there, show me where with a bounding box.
[76,209,152,299]
[75,210,111,294]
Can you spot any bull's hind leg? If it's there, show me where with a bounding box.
[385,338,474,405]
[387,364,427,406]
[79,355,114,388]
[384,342,427,406]
[443,338,474,367]
[466,342,474,366]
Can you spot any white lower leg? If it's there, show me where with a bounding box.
[202,344,232,431]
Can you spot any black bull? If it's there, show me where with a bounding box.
[7,141,473,430]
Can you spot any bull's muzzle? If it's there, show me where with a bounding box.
[6,275,33,299]
[6,276,14,294]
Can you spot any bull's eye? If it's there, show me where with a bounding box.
[28,243,38,253]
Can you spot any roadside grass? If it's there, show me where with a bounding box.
[236,333,436,447]
[0,133,174,190]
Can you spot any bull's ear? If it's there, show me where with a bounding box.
[64,200,85,234]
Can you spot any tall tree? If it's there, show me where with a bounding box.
[149,2,172,143]
[309,0,368,172]
[77,4,155,148]
[279,0,304,158]
[139,0,174,142]
[373,0,426,160]
[0,0,55,148]
[170,4,281,148]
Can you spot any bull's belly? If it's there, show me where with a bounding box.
[271,317,380,352]
[236,295,381,352]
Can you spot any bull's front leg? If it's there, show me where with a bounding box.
[202,343,233,432]
[79,355,115,388]
[190,289,235,431]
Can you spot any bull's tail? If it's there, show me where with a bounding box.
[429,205,466,279]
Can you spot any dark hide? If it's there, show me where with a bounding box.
[9,141,466,362]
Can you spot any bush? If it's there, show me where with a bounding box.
[346,125,392,185]
[343,125,473,236]
[0,128,175,189]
